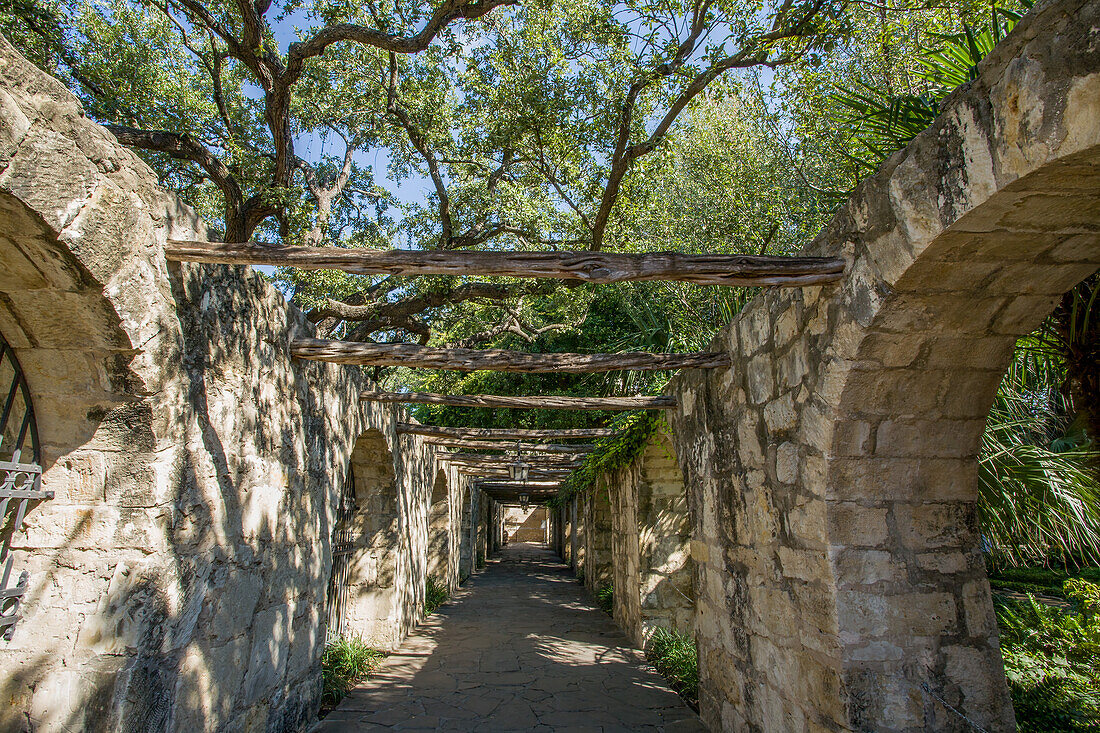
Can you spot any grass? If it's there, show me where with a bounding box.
[994,577,1100,731]
[424,576,449,616]
[596,583,614,614]
[320,635,386,706]
[646,627,699,708]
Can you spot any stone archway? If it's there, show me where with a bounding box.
[426,468,450,583]
[343,429,404,647]
[668,1,1100,730]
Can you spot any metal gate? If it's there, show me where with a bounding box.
[1,337,50,640]
[324,468,357,640]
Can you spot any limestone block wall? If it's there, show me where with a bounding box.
[0,38,457,733]
[603,434,694,648]
[582,485,613,593]
[504,505,548,543]
[667,1,1100,729]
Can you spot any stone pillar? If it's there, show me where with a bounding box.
[583,483,614,597]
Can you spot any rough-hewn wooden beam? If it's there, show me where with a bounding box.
[475,481,563,489]
[459,468,572,478]
[166,240,846,286]
[294,338,729,372]
[397,423,615,440]
[425,437,595,453]
[362,392,677,410]
[438,452,586,465]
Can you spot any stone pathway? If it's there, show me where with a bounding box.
[313,543,706,732]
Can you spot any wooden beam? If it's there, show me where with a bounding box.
[362,391,677,411]
[397,423,615,440]
[166,240,846,287]
[424,437,595,453]
[293,338,729,372]
[459,468,572,478]
[476,481,563,489]
[438,452,586,465]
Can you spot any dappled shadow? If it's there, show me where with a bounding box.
[317,544,705,732]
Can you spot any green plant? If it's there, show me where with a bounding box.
[833,1,1031,175]
[320,636,386,706]
[596,583,614,614]
[423,576,449,616]
[979,340,1100,566]
[646,627,699,706]
[551,411,665,508]
[995,580,1100,730]
[476,552,486,569]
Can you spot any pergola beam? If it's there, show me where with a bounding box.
[424,437,595,453]
[438,452,586,465]
[362,391,676,410]
[166,240,846,287]
[294,338,729,372]
[397,423,615,440]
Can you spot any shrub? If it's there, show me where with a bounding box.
[424,576,449,616]
[995,579,1100,730]
[646,627,699,706]
[596,583,614,614]
[321,636,386,705]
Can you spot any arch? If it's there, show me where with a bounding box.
[605,432,694,649]
[667,1,1100,730]
[339,429,403,646]
[426,467,451,583]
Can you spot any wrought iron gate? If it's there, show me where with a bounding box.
[0,337,50,641]
[324,468,356,640]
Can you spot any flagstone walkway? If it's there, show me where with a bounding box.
[312,543,706,732]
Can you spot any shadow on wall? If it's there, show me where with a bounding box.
[0,37,444,733]
[504,506,547,543]
[426,469,449,581]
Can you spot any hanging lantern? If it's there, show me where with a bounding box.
[519,493,530,510]
[508,441,530,483]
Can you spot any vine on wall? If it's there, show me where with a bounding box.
[549,411,670,507]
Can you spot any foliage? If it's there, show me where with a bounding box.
[423,576,449,616]
[831,1,1030,175]
[476,551,486,569]
[549,411,663,507]
[596,583,614,614]
[321,635,386,705]
[646,627,699,706]
[979,333,1100,566]
[995,580,1100,731]
[990,566,1100,599]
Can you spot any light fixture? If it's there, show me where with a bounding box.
[519,493,530,510]
[507,440,530,483]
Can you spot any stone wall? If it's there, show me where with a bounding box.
[581,486,613,592]
[0,37,459,733]
[599,434,694,648]
[667,0,1100,729]
[504,505,548,543]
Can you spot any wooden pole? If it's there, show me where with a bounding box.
[397,423,615,440]
[362,391,677,411]
[293,338,729,372]
[166,240,845,287]
[438,452,586,465]
[424,437,595,453]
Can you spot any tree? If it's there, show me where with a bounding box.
[2,0,854,345]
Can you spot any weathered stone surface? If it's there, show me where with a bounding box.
[0,36,466,733]
[665,1,1100,730]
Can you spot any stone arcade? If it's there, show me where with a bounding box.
[1,0,1098,730]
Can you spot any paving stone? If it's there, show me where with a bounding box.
[313,544,703,731]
